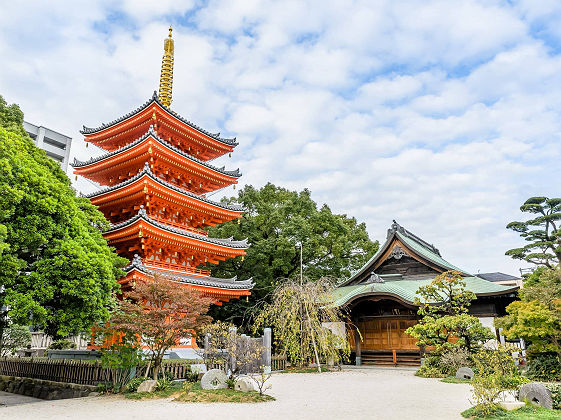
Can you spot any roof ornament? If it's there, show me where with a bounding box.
[158,26,174,107]
[368,273,385,283]
[387,219,405,239]
[130,254,144,268]
[390,245,406,260]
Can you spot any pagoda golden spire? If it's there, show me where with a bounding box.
[158,26,174,107]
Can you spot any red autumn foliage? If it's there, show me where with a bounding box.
[111,275,212,379]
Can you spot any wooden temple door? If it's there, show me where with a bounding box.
[386,319,417,350]
[358,318,418,351]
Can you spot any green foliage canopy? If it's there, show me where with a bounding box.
[0,95,127,338]
[253,278,349,370]
[496,267,561,357]
[506,196,561,267]
[206,183,378,324]
[406,271,494,353]
[0,324,32,357]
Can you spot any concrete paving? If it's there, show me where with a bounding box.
[0,391,43,407]
[0,367,473,419]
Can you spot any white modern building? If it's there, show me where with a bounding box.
[23,121,72,172]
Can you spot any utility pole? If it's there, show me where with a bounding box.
[299,242,303,285]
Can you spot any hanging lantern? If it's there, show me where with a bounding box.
[241,255,244,261]
[238,218,241,225]
[86,143,89,148]
[229,152,231,158]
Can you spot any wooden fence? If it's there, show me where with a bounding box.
[0,354,287,386]
[271,354,287,371]
[0,358,222,386]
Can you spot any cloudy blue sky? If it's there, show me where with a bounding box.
[1,1,560,275]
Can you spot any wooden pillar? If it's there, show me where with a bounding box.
[354,322,362,366]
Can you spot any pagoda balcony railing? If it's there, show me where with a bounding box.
[144,260,211,277]
[151,216,208,236]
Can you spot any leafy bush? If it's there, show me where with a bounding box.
[47,339,76,350]
[159,370,174,381]
[469,347,528,415]
[439,347,472,375]
[155,377,172,391]
[543,383,561,410]
[96,382,111,394]
[460,403,505,419]
[527,353,561,382]
[416,356,447,378]
[184,371,199,383]
[225,377,236,389]
[98,329,143,392]
[125,377,146,393]
[0,324,32,356]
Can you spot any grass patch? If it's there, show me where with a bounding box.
[461,405,561,419]
[174,382,274,403]
[124,382,183,400]
[441,376,471,384]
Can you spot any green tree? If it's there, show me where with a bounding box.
[253,278,349,371]
[0,324,32,357]
[496,267,561,357]
[206,183,378,325]
[506,196,561,267]
[0,95,127,339]
[406,271,494,353]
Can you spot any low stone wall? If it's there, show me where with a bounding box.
[0,375,98,400]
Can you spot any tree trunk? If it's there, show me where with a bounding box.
[304,304,321,373]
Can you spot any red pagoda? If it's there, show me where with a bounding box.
[72,28,253,308]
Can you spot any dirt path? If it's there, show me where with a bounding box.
[0,368,472,420]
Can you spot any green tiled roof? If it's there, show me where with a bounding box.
[339,221,471,286]
[331,276,518,307]
[396,232,468,274]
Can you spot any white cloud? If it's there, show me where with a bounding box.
[1,0,561,276]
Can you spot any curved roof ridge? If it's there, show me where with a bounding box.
[387,220,441,256]
[125,255,254,290]
[338,220,470,287]
[81,92,238,146]
[84,162,243,212]
[72,126,241,178]
[107,206,249,248]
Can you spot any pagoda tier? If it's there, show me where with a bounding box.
[84,163,242,232]
[104,207,248,275]
[81,92,237,161]
[72,126,240,194]
[124,255,252,305]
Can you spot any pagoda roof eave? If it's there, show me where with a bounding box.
[125,256,254,291]
[80,91,238,147]
[84,162,243,213]
[106,207,249,249]
[71,126,241,178]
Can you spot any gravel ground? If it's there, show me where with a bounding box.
[0,367,472,420]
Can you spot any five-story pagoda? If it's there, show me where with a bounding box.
[72,27,252,305]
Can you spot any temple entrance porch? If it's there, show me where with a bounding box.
[348,297,422,366]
